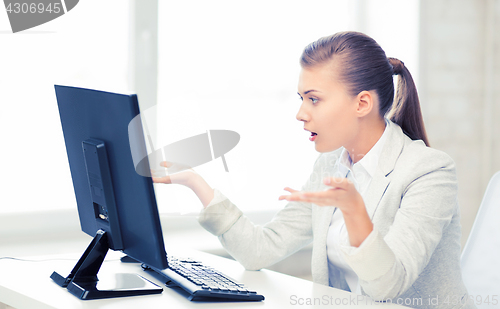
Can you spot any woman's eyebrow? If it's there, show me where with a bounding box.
[298,90,321,95]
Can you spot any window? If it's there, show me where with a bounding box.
[0,0,130,214]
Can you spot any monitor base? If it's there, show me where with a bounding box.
[50,230,163,300]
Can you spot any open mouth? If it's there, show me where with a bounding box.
[309,132,317,141]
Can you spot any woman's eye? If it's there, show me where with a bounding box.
[310,98,318,104]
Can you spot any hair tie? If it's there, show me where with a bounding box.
[388,57,404,75]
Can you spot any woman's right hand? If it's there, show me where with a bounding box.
[152,161,215,208]
[152,161,198,187]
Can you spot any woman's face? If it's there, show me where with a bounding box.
[296,64,359,153]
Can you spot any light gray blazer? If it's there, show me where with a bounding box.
[199,120,475,309]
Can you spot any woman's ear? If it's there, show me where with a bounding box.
[355,90,374,117]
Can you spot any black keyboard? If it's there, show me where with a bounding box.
[144,256,264,301]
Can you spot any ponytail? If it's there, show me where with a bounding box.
[300,32,430,146]
[387,58,430,146]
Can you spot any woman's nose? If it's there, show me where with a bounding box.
[296,104,309,122]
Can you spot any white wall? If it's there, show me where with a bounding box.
[419,0,500,248]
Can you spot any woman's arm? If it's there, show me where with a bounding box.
[344,150,459,300]
[153,160,317,271]
[188,173,215,208]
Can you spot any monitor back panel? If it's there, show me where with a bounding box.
[55,85,168,270]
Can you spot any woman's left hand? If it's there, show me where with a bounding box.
[278,177,365,216]
[280,177,373,247]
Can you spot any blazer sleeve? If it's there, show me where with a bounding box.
[197,155,323,271]
[340,146,459,300]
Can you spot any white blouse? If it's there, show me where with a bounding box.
[326,119,389,294]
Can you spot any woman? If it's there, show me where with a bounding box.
[153,31,475,308]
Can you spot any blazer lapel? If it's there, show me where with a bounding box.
[364,121,406,219]
[317,204,336,229]
[311,202,336,286]
[365,170,390,219]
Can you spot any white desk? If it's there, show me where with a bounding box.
[0,248,409,309]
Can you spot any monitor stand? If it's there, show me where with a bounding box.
[50,229,163,300]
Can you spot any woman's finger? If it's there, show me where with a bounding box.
[298,191,336,205]
[279,190,309,202]
[278,187,299,200]
[152,175,172,184]
[160,161,173,168]
[280,189,342,205]
[278,194,300,201]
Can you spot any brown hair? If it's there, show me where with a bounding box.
[300,31,430,146]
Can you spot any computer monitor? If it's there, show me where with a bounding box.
[51,85,168,299]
